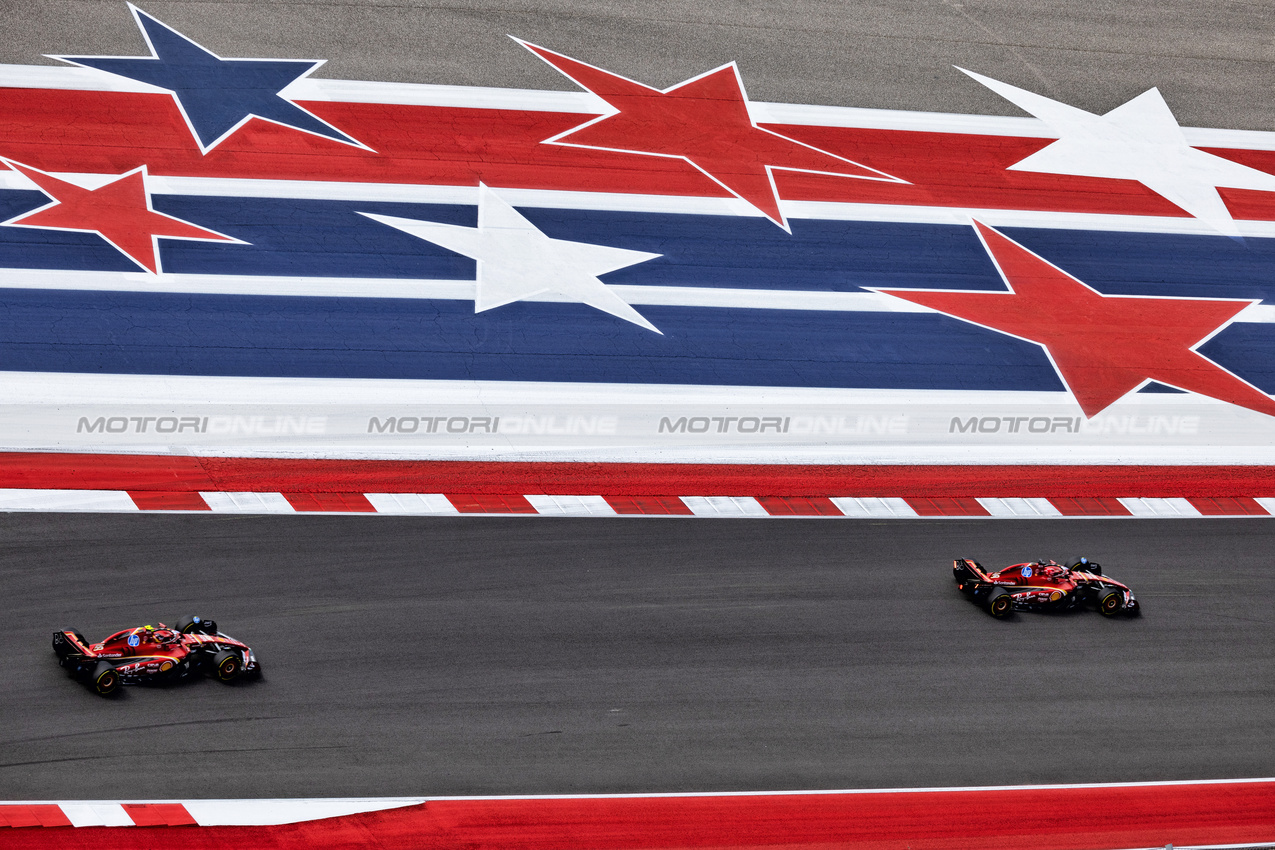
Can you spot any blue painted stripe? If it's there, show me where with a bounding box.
[0,287,1270,391]
[2,193,1275,303]
[0,289,1064,388]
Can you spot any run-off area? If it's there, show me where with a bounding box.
[2,514,1271,799]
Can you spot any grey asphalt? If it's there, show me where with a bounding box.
[2,513,1272,799]
[3,0,1274,130]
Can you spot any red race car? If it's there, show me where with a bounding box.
[52,616,260,696]
[953,557,1141,619]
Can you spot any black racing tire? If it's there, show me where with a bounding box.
[1097,588,1125,617]
[211,650,243,682]
[986,588,1013,619]
[91,661,119,696]
[176,616,216,635]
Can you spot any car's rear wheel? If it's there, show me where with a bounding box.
[91,661,119,696]
[176,616,216,635]
[987,589,1013,618]
[1097,588,1124,617]
[212,650,243,682]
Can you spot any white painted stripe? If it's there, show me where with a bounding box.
[0,265,1268,322]
[200,491,295,513]
[14,778,1268,812]
[977,497,1064,518]
[679,496,768,517]
[525,494,617,516]
[829,496,918,517]
[1118,497,1203,517]
[364,493,457,514]
[58,803,134,827]
[0,368,1226,406]
[0,488,138,512]
[182,797,425,826]
[0,492,1263,517]
[6,64,1273,152]
[7,171,1275,241]
[0,267,928,313]
[0,63,170,93]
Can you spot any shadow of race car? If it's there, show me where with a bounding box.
[953,557,1140,619]
[52,616,260,696]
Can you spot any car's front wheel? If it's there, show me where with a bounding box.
[1097,588,1124,617]
[211,650,243,682]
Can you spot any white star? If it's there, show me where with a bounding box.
[958,67,1275,237]
[361,185,662,333]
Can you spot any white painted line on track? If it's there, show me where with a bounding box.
[829,497,917,517]
[0,488,137,512]
[181,797,425,826]
[5,171,1275,241]
[680,496,769,517]
[977,497,1064,518]
[8,262,1268,321]
[1118,497,1203,517]
[0,491,1262,517]
[525,494,617,516]
[58,803,134,827]
[363,493,458,514]
[200,491,294,513]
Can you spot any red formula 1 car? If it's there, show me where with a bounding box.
[953,557,1141,619]
[52,616,260,695]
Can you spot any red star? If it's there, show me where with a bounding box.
[878,221,1275,418]
[2,159,233,274]
[515,40,903,230]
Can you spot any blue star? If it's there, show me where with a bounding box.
[54,4,363,153]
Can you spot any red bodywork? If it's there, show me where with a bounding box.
[953,558,1140,617]
[74,625,249,678]
[53,619,259,694]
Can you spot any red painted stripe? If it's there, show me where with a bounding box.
[1048,497,1134,516]
[127,490,210,511]
[2,783,1272,848]
[905,496,991,516]
[5,89,1275,223]
[0,805,71,828]
[2,453,1275,498]
[119,804,196,827]
[756,496,842,516]
[447,493,538,514]
[1187,496,1269,515]
[282,492,376,513]
[604,495,694,515]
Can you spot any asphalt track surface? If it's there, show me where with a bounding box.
[4,0,1275,130]
[3,513,1273,799]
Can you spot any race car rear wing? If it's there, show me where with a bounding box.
[52,629,94,659]
[953,558,992,581]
